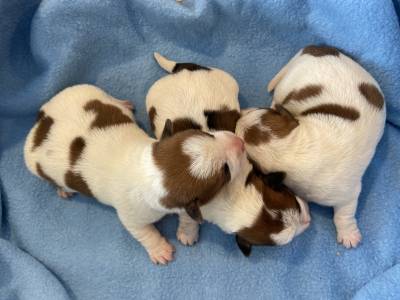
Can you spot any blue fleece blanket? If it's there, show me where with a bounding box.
[1,1,399,299]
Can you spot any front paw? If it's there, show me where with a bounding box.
[148,239,175,265]
[337,228,362,248]
[177,225,199,246]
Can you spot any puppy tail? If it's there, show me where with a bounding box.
[154,52,176,73]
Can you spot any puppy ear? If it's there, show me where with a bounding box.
[161,119,174,139]
[185,199,203,223]
[275,105,298,124]
[236,235,252,257]
[275,104,293,118]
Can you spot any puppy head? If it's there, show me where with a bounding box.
[237,105,298,146]
[153,120,246,222]
[235,167,310,256]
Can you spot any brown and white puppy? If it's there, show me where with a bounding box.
[146,54,311,256]
[237,45,386,248]
[24,84,245,264]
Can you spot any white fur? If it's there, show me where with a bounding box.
[24,84,230,264]
[237,48,386,248]
[146,54,310,247]
[147,53,240,138]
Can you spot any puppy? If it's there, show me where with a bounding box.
[146,54,311,256]
[24,84,245,264]
[236,45,386,248]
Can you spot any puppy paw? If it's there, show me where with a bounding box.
[57,188,74,199]
[177,226,199,246]
[148,239,175,265]
[119,100,134,111]
[337,228,362,248]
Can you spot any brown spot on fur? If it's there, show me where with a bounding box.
[69,137,86,166]
[172,118,202,134]
[302,45,340,57]
[204,105,240,133]
[32,111,54,151]
[282,85,323,105]
[84,100,133,129]
[152,130,229,211]
[261,107,299,138]
[238,167,299,245]
[36,162,58,187]
[173,63,210,73]
[302,104,360,121]
[244,107,298,146]
[244,125,270,146]
[65,170,93,197]
[149,106,157,133]
[36,110,45,122]
[358,82,384,110]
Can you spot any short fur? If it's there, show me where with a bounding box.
[146,54,311,255]
[148,52,241,138]
[237,45,386,248]
[24,84,244,264]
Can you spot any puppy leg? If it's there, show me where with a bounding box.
[118,212,175,264]
[334,184,362,248]
[177,212,199,246]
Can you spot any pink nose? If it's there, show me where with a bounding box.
[232,136,245,153]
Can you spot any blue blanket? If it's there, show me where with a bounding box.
[1,1,399,299]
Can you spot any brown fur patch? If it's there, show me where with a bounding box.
[282,84,323,105]
[302,45,340,57]
[148,106,157,133]
[302,104,360,121]
[204,105,240,133]
[243,125,270,146]
[152,130,229,210]
[238,168,299,245]
[172,118,202,134]
[36,162,58,187]
[358,82,384,110]
[32,111,54,150]
[84,100,133,129]
[244,108,298,146]
[65,170,93,197]
[69,137,86,166]
[261,108,299,138]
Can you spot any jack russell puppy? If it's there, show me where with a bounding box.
[24,84,245,264]
[146,53,311,256]
[236,45,386,248]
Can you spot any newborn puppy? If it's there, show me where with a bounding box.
[237,45,386,248]
[146,53,310,256]
[24,84,245,264]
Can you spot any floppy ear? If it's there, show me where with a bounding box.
[184,199,203,224]
[261,172,286,190]
[236,235,252,257]
[275,104,294,118]
[275,105,298,123]
[160,119,174,139]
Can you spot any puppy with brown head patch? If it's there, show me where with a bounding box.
[24,84,245,264]
[146,54,311,256]
[237,45,386,248]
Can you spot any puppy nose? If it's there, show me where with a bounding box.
[232,136,245,153]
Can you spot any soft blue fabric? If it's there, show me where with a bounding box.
[1,1,399,299]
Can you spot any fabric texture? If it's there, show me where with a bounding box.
[0,1,399,299]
